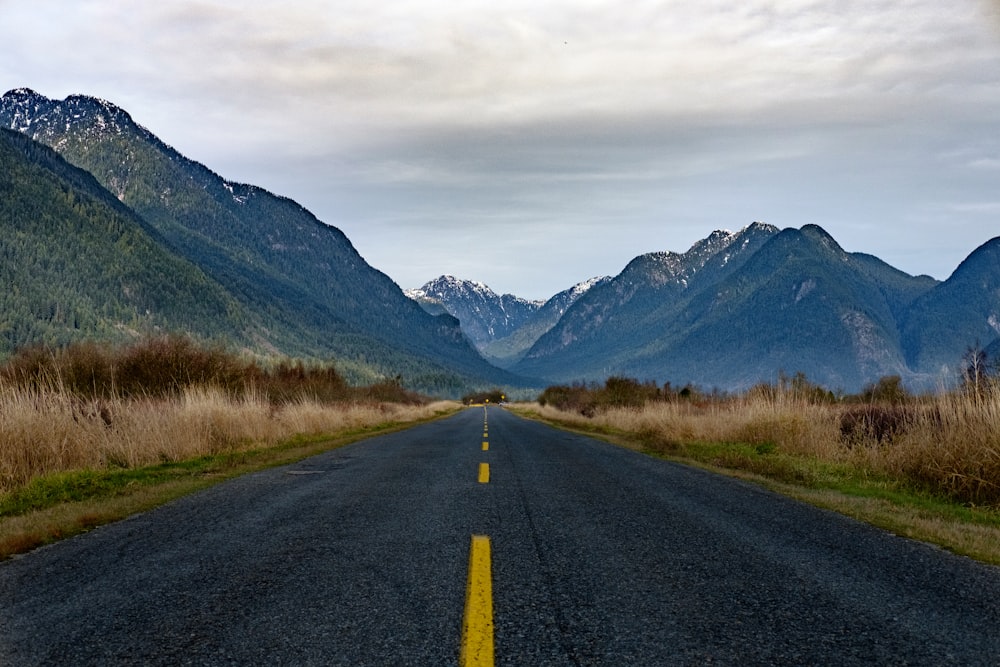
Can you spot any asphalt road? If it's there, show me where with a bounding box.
[2,406,1000,665]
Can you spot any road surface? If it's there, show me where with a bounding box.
[1,406,999,665]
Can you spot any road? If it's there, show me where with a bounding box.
[1,406,1000,665]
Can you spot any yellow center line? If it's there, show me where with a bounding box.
[478,462,490,484]
[460,535,494,667]
[482,441,489,451]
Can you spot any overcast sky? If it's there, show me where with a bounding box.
[2,1,999,300]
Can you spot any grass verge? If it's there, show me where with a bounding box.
[0,410,456,560]
[511,404,1000,567]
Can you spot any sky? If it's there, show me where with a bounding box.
[2,0,999,300]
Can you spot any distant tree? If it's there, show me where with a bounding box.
[776,370,836,403]
[861,375,909,405]
[537,382,597,416]
[601,376,658,408]
[960,341,995,396]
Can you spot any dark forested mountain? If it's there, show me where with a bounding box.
[0,128,253,352]
[403,222,993,393]
[511,223,975,392]
[1,88,525,393]
[514,223,781,379]
[900,237,1000,380]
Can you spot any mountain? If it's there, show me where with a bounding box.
[0,127,253,352]
[478,277,611,367]
[406,276,543,348]
[900,237,1000,382]
[1,88,526,394]
[406,275,609,368]
[515,223,778,379]
[513,223,948,392]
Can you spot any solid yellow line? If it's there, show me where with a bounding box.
[478,462,490,484]
[460,535,494,667]
[482,441,489,451]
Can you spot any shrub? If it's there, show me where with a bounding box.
[538,383,598,416]
[839,405,916,446]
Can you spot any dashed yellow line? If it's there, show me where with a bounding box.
[478,462,490,483]
[460,535,494,667]
[482,441,489,451]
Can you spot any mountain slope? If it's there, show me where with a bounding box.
[514,223,780,380]
[901,237,1000,382]
[479,277,611,367]
[515,224,942,392]
[1,89,523,392]
[0,128,252,353]
[406,276,542,347]
[639,225,920,390]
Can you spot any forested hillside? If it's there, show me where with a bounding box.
[1,89,528,394]
[511,223,1000,392]
[0,128,252,354]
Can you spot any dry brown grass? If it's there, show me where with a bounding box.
[862,391,1000,506]
[0,380,454,496]
[523,386,1000,507]
[530,395,841,456]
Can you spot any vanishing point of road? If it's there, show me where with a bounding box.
[2,406,999,665]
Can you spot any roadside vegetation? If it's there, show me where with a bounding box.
[0,335,457,557]
[524,363,1000,564]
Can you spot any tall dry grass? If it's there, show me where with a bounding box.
[863,391,1000,505]
[532,392,840,455]
[0,380,452,495]
[530,386,1000,506]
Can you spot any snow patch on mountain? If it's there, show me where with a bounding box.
[406,274,611,354]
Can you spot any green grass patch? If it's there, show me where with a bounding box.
[1,456,234,517]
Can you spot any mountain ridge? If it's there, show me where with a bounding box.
[422,224,998,393]
[1,88,531,394]
[5,88,998,395]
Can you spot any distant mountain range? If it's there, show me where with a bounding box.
[0,88,525,395]
[406,275,608,368]
[4,88,998,395]
[412,224,1000,393]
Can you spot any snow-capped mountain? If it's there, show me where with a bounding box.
[406,276,544,347]
[7,89,999,394]
[407,275,609,367]
[479,276,612,367]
